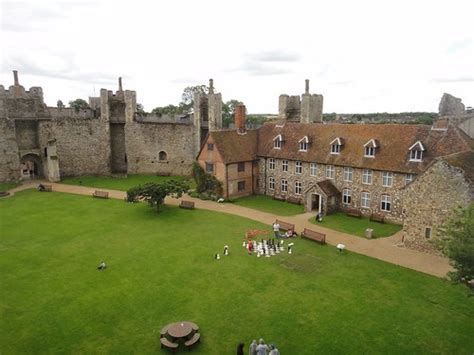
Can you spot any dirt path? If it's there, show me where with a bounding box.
[6,182,452,278]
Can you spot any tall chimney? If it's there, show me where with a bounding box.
[235,103,246,133]
[118,77,123,91]
[209,78,214,94]
[305,79,309,94]
[13,70,19,86]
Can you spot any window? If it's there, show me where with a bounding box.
[299,136,309,151]
[295,161,302,174]
[326,165,335,179]
[382,171,393,187]
[269,177,275,190]
[273,134,283,149]
[310,163,317,176]
[44,147,48,157]
[361,192,370,208]
[238,181,246,191]
[238,162,245,172]
[281,179,288,192]
[282,160,288,172]
[343,167,353,182]
[381,194,391,212]
[425,227,432,239]
[364,146,375,157]
[405,174,414,185]
[342,188,352,205]
[330,137,343,154]
[158,151,167,161]
[362,169,372,185]
[295,181,302,195]
[205,162,214,173]
[269,158,276,170]
[409,141,425,162]
[207,143,214,151]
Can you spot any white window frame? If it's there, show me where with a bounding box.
[364,146,376,157]
[269,177,275,190]
[362,169,372,185]
[295,181,302,195]
[281,179,288,193]
[310,163,317,176]
[269,158,276,170]
[408,141,425,162]
[295,161,302,174]
[405,174,413,185]
[326,165,335,179]
[361,191,370,208]
[282,160,288,172]
[330,137,342,155]
[382,171,393,187]
[381,194,391,212]
[343,167,353,182]
[273,134,283,149]
[298,136,309,152]
[342,188,352,205]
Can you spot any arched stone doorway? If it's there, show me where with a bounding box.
[20,153,42,180]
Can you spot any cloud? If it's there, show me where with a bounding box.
[432,76,474,83]
[226,49,299,76]
[245,50,301,63]
[446,39,473,54]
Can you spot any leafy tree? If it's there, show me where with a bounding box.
[182,85,209,106]
[136,103,147,116]
[192,162,222,195]
[151,104,183,116]
[68,98,89,112]
[435,203,474,292]
[126,180,189,212]
[57,100,65,109]
[222,99,243,127]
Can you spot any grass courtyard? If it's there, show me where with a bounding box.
[233,195,305,216]
[309,212,403,238]
[1,191,473,354]
[61,174,192,192]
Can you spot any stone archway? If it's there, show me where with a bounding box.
[20,153,42,179]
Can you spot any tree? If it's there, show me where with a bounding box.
[68,98,89,112]
[222,99,243,127]
[57,100,65,110]
[181,85,209,106]
[136,103,147,116]
[151,104,182,116]
[126,180,189,212]
[192,162,222,195]
[435,203,474,292]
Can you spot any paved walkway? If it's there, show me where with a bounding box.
[7,181,452,278]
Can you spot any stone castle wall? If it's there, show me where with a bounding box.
[402,160,473,253]
[0,118,21,182]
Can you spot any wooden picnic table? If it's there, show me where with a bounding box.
[167,322,193,339]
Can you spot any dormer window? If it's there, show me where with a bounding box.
[409,141,425,162]
[273,134,283,149]
[364,139,379,158]
[298,136,309,151]
[330,137,343,155]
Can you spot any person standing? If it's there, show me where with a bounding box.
[237,342,245,355]
[249,339,257,355]
[272,222,280,238]
[256,339,269,355]
[269,344,280,355]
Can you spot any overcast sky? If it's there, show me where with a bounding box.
[1,0,473,114]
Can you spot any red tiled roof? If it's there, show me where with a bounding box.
[257,122,471,174]
[209,129,258,164]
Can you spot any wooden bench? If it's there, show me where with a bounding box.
[188,322,199,332]
[370,213,385,224]
[38,184,53,192]
[92,190,109,199]
[301,228,326,245]
[160,337,178,351]
[179,200,195,209]
[157,172,171,176]
[184,332,200,349]
[160,325,169,338]
[286,196,301,205]
[346,207,361,218]
[275,219,295,233]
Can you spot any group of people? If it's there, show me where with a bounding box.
[272,222,297,239]
[237,339,280,355]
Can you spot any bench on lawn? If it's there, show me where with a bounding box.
[346,207,362,218]
[370,213,385,224]
[301,228,326,245]
[92,190,109,199]
[160,337,178,351]
[286,196,301,205]
[38,184,53,192]
[160,325,170,338]
[275,219,295,233]
[157,172,171,176]
[185,332,200,349]
[179,200,195,209]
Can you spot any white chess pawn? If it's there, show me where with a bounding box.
[224,245,229,256]
[243,241,246,247]
[215,253,220,260]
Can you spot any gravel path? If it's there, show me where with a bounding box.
[7,181,452,278]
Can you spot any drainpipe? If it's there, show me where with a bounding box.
[225,163,229,198]
[264,157,267,195]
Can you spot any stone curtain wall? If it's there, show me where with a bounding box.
[125,122,195,176]
[402,160,473,253]
[258,157,407,223]
[0,118,21,181]
[14,120,39,150]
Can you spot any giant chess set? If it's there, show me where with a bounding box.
[243,238,294,257]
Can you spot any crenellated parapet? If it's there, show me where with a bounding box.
[279,79,323,123]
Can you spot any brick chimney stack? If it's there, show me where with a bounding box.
[13,70,19,86]
[235,103,246,133]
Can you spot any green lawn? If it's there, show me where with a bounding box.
[309,212,402,238]
[0,182,19,191]
[1,191,473,354]
[61,174,193,191]
[233,195,305,216]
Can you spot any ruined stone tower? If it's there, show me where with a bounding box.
[278,79,323,123]
[193,78,223,152]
